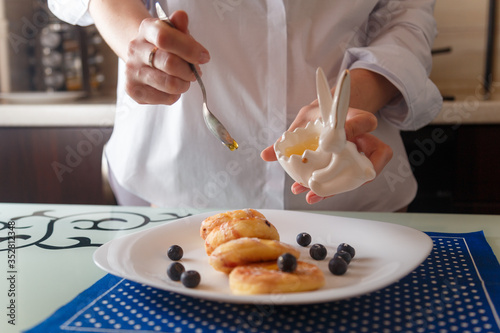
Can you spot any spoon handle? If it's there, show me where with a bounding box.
[189,63,207,102]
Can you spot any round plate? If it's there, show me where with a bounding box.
[93,209,432,305]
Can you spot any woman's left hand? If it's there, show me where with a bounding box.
[260,103,393,204]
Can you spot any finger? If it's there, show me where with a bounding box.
[345,108,377,141]
[125,81,181,105]
[291,181,327,204]
[352,133,393,174]
[151,49,196,82]
[169,10,189,33]
[260,145,277,162]
[288,102,320,132]
[142,16,210,65]
[129,38,196,83]
[127,60,191,96]
[306,191,327,204]
[291,182,308,195]
[163,12,205,74]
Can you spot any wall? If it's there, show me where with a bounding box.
[430,0,494,100]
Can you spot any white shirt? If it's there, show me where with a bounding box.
[49,0,442,212]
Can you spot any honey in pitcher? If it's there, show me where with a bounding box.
[285,136,319,157]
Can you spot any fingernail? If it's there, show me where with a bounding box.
[199,51,210,64]
[308,195,324,205]
[291,184,305,195]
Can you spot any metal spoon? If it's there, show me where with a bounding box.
[155,2,238,151]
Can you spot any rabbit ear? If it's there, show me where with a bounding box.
[331,70,351,130]
[316,67,333,125]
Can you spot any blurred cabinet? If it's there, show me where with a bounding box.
[402,125,500,214]
[0,0,118,96]
[0,126,116,204]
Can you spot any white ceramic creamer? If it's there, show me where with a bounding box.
[274,68,376,197]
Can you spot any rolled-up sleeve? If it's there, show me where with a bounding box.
[48,0,94,26]
[340,0,443,131]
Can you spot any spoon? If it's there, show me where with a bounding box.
[155,2,238,151]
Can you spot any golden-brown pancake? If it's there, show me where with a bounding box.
[200,209,279,255]
[209,238,300,274]
[229,261,325,295]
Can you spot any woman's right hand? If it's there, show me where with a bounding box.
[125,11,210,105]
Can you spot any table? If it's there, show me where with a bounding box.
[0,203,499,333]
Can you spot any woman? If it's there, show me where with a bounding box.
[48,0,442,211]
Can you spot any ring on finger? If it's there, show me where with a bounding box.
[148,46,159,69]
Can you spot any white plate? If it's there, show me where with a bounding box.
[93,210,432,305]
[0,91,86,104]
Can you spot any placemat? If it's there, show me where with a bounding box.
[25,231,500,333]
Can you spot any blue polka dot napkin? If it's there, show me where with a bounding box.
[25,231,500,333]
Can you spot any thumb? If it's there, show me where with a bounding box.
[169,10,189,33]
[261,145,277,161]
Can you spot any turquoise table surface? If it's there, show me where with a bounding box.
[0,203,499,333]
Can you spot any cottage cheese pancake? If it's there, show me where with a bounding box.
[229,261,325,295]
[201,209,279,255]
[208,238,300,274]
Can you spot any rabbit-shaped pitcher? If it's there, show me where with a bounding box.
[274,68,376,197]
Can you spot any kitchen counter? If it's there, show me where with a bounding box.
[1,96,500,127]
[0,95,115,127]
[432,99,500,125]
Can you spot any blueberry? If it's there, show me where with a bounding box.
[329,257,348,275]
[167,262,185,281]
[309,243,327,260]
[296,232,312,247]
[277,253,298,272]
[181,270,201,288]
[337,243,355,259]
[334,250,352,265]
[168,245,183,261]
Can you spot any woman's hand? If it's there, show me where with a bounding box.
[261,68,399,204]
[124,11,210,105]
[260,104,393,204]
